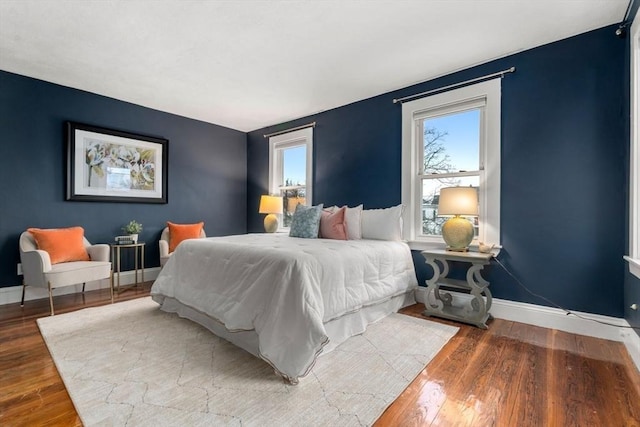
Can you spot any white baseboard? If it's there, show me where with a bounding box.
[415,287,640,373]
[626,329,640,373]
[0,267,161,306]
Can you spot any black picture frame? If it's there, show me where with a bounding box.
[66,122,168,203]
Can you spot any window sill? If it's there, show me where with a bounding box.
[407,240,501,256]
[406,240,446,251]
[624,256,640,279]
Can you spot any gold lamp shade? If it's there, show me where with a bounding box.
[438,187,478,251]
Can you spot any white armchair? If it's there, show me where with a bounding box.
[159,226,206,267]
[19,231,112,315]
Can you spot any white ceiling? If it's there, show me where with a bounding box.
[0,0,629,132]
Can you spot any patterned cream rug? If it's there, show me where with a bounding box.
[37,297,458,426]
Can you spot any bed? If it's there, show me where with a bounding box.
[150,233,418,383]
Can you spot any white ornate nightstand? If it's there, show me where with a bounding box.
[421,249,494,329]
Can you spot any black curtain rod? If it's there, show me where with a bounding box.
[623,0,635,22]
[263,122,316,138]
[392,66,516,104]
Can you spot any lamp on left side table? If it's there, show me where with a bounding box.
[259,195,283,233]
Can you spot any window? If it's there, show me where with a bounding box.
[268,127,313,228]
[401,79,501,249]
[626,14,640,279]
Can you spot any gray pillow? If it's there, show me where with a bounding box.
[289,204,323,238]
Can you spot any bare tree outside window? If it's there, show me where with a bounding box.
[423,127,452,174]
[422,126,462,235]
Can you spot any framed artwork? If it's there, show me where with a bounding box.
[66,122,168,203]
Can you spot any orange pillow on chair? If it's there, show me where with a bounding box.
[27,226,90,264]
[167,221,204,253]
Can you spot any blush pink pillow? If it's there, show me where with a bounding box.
[319,206,348,240]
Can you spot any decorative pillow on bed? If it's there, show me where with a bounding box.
[361,204,404,241]
[319,206,348,240]
[167,221,205,253]
[27,226,90,264]
[327,204,362,240]
[289,204,323,238]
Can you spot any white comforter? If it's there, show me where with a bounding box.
[150,233,418,382]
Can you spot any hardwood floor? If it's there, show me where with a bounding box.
[0,285,151,427]
[1,287,639,426]
[379,306,640,427]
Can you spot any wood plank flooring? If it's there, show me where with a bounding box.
[1,286,639,426]
[379,306,640,426]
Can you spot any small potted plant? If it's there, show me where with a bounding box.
[122,220,143,243]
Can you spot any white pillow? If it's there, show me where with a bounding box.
[345,204,363,240]
[361,205,404,241]
[327,205,363,240]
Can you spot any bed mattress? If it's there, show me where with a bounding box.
[151,233,418,383]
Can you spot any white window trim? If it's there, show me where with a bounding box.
[268,127,313,229]
[401,79,501,250]
[626,11,640,279]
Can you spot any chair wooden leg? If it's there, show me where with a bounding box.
[110,271,114,304]
[82,282,86,293]
[48,282,54,316]
[20,282,26,306]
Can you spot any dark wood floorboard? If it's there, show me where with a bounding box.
[1,286,639,426]
[376,305,640,427]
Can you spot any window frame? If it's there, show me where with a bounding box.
[401,79,501,250]
[626,12,640,279]
[268,127,313,230]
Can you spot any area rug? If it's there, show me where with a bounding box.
[37,297,458,426]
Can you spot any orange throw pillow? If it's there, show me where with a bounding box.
[168,221,204,253]
[27,226,90,264]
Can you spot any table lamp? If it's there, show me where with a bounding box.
[438,186,478,251]
[259,195,283,233]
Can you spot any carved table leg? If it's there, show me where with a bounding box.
[465,262,490,328]
[474,268,493,313]
[423,257,444,312]
[435,259,453,306]
[424,258,453,316]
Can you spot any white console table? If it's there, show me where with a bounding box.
[421,249,494,329]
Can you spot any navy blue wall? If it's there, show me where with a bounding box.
[247,25,627,317]
[0,71,247,287]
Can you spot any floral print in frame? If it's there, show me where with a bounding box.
[66,122,168,203]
